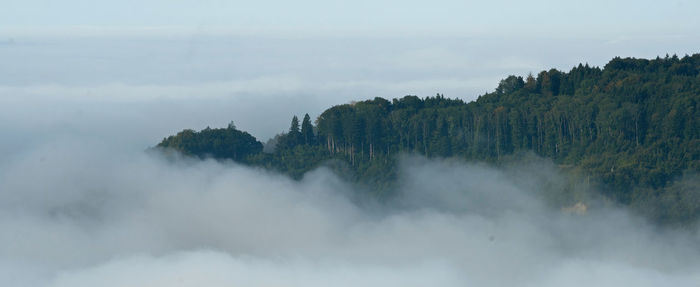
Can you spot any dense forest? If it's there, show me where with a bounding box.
[156,54,700,226]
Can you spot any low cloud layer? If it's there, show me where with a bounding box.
[1,139,699,286]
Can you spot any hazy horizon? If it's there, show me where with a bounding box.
[3,0,700,143]
[2,34,699,152]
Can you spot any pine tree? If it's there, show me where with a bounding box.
[290,116,300,134]
[301,113,315,145]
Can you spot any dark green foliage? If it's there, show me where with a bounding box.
[157,124,262,162]
[290,115,300,133]
[276,115,304,150]
[301,113,315,145]
[156,54,700,225]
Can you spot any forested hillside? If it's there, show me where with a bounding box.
[157,54,700,225]
[157,122,263,162]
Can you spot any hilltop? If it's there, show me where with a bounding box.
[157,54,700,225]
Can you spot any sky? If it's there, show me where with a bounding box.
[2,0,699,37]
[2,0,700,143]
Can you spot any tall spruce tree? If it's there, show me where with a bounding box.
[301,113,315,145]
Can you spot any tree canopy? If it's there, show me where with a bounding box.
[157,124,262,163]
[156,54,700,225]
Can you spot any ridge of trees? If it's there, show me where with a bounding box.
[156,122,263,162]
[156,54,700,225]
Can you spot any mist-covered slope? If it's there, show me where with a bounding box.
[157,54,700,225]
[3,142,700,286]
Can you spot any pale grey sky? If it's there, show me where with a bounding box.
[2,0,699,37]
[1,0,699,147]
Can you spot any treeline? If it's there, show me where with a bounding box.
[157,122,263,162]
[156,54,700,225]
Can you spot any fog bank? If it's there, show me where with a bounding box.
[1,140,699,286]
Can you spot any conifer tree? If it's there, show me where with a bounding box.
[301,113,315,145]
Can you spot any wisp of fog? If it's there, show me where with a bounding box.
[1,138,699,287]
